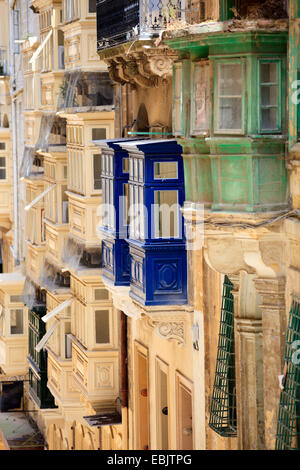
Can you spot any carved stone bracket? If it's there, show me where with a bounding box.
[106,45,178,88]
[145,310,191,346]
[204,230,286,279]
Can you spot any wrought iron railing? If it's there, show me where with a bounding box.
[275,297,300,450]
[97,0,210,51]
[0,48,8,76]
[209,275,237,437]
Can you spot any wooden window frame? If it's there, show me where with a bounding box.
[214,58,246,136]
[258,58,282,134]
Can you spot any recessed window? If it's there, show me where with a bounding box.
[88,0,96,13]
[259,61,280,132]
[216,62,243,133]
[0,143,5,150]
[154,162,178,180]
[10,309,24,335]
[94,288,109,301]
[95,309,110,344]
[191,62,210,134]
[93,154,102,190]
[0,157,6,179]
[92,128,106,140]
[154,190,179,239]
[10,295,22,303]
[123,157,129,173]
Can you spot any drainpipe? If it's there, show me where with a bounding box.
[9,6,19,266]
[120,311,128,408]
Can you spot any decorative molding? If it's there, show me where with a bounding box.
[106,46,177,88]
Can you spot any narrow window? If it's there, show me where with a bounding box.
[154,162,178,180]
[93,154,102,190]
[154,190,179,239]
[94,288,109,301]
[173,63,183,135]
[0,157,6,179]
[191,62,210,135]
[0,143,5,150]
[10,309,24,335]
[95,309,110,344]
[216,62,243,133]
[259,61,280,132]
[88,0,96,13]
[92,128,106,140]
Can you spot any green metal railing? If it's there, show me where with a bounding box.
[209,275,237,437]
[275,298,300,450]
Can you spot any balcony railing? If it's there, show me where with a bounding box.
[0,48,8,76]
[97,0,209,51]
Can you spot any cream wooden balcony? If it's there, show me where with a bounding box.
[0,274,28,377]
[70,272,120,407]
[0,128,12,230]
[62,0,105,72]
[45,292,81,406]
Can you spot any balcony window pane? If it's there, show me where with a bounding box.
[154,190,179,239]
[89,0,96,13]
[93,154,102,190]
[10,309,24,335]
[94,288,109,301]
[260,62,280,132]
[173,64,182,134]
[95,309,109,344]
[92,128,106,140]
[217,63,243,132]
[192,62,210,134]
[154,162,178,180]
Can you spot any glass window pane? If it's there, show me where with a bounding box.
[0,157,6,167]
[260,63,278,83]
[123,157,129,173]
[95,309,109,344]
[94,288,109,301]
[154,190,179,238]
[93,154,102,190]
[192,63,210,132]
[217,63,243,131]
[92,128,106,140]
[218,97,242,131]
[10,309,24,334]
[0,169,6,180]
[261,85,278,107]
[219,64,242,96]
[261,108,278,130]
[154,162,178,180]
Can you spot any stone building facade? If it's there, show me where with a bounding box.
[0,0,298,451]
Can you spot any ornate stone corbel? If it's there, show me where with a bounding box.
[145,310,189,346]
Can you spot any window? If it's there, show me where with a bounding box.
[88,0,96,13]
[191,62,210,135]
[154,190,179,239]
[10,309,24,335]
[154,162,178,180]
[215,61,244,134]
[173,63,183,135]
[0,143,5,150]
[95,309,110,344]
[92,128,106,140]
[0,157,6,179]
[259,60,281,132]
[10,295,22,303]
[94,288,109,301]
[93,154,102,190]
